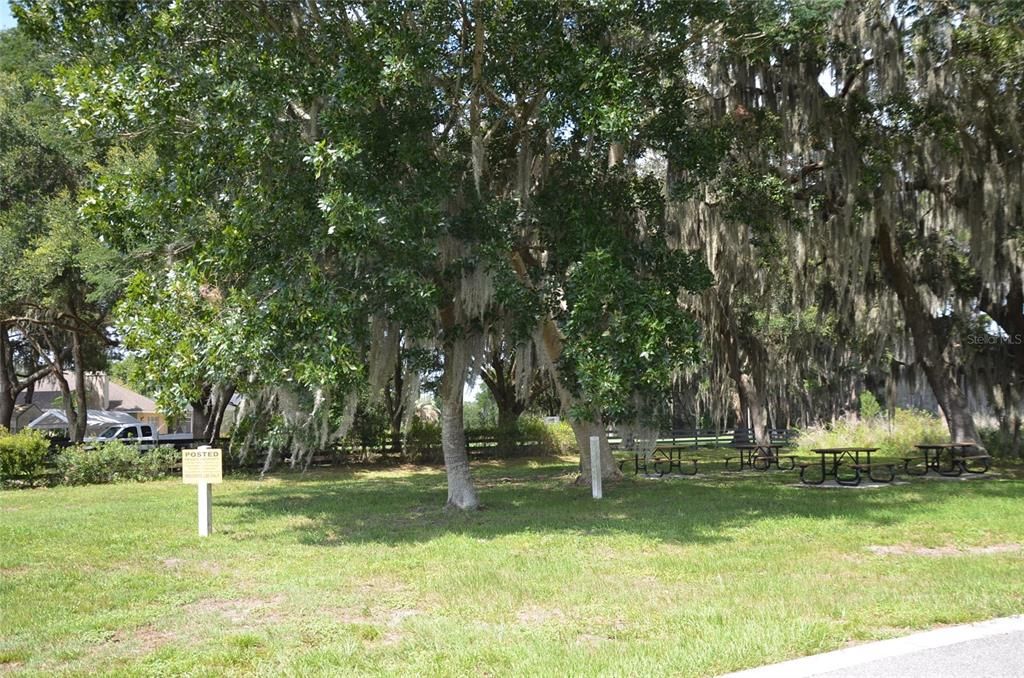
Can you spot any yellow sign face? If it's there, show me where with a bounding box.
[182,448,223,484]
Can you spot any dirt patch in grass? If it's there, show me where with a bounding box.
[328,608,374,625]
[184,595,286,625]
[867,543,1022,557]
[133,627,178,652]
[575,633,611,648]
[0,566,31,576]
[516,605,566,625]
[110,625,179,653]
[477,474,566,489]
[322,606,422,646]
[377,611,421,647]
[324,605,419,622]
[388,608,421,625]
[158,557,223,575]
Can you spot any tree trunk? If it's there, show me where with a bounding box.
[480,349,525,456]
[191,393,211,441]
[204,383,235,443]
[51,368,77,442]
[495,404,521,454]
[439,337,480,510]
[0,391,12,432]
[1,324,59,432]
[877,221,980,444]
[383,355,404,457]
[719,299,769,445]
[70,333,88,443]
[979,274,1024,375]
[737,373,768,445]
[569,417,617,482]
[536,316,621,483]
[0,395,12,432]
[0,325,13,431]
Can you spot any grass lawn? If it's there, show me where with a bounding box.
[2,457,1024,676]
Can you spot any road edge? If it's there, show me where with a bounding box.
[719,615,1024,678]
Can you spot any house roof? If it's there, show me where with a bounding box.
[106,379,158,412]
[15,372,157,413]
[27,408,142,431]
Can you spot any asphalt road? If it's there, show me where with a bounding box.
[721,616,1024,678]
[815,629,1024,678]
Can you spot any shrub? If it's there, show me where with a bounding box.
[405,419,442,462]
[517,415,577,456]
[0,428,52,485]
[403,416,576,461]
[136,445,181,478]
[796,408,947,458]
[547,420,578,455]
[859,391,882,420]
[56,442,180,485]
[979,428,1024,459]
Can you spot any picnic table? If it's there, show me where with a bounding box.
[799,447,890,486]
[652,445,699,476]
[724,443,794,471]
[905,442,991,476]
[619,444,698,477]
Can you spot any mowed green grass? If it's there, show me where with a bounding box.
[2,457,1023,677]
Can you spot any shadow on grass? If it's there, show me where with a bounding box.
[212,458,1024,548]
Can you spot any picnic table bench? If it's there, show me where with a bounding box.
[903,443,991,477]
[617,445,699,477]
[851,461,897,483]
[724,443,796,471]
[954,452,993,474]
[800,447,881,486]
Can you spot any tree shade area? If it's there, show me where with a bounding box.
[2,462,1024,674]
[0,1,1022,509]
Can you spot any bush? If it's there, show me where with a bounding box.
[403,416,576,461]
[405,419,442,462]
[979,428,1023,459]
[547,420,578,455]
[517,415,577,456]
[0,427,52,485]
[796,408,947,458]
[859,391,882,420]
[56,442,180,485]
[136,445,182,478]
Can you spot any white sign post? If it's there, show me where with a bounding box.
[197,482,212,536]
[182,447,223,537]
[589,435,603,499]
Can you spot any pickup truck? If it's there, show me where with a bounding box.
[86,424,195,451]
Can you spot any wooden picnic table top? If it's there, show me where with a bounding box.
[810,447,878,453]
[728,443,784,449]
[914,442,976,449]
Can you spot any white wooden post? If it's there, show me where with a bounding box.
[198,482,212,536]
[589,435,602,499]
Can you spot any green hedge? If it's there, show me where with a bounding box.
[403,416,577,462]
[56,443,180,485]
[516,415,577,456]
[0,428,51,484]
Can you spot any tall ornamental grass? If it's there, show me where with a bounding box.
[796,408,948,458]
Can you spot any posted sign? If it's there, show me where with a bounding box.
[182,448,223,484]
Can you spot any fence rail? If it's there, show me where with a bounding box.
[608,428,799,449]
